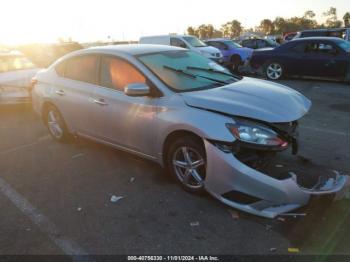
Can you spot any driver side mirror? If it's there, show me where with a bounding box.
[124,83,150,97]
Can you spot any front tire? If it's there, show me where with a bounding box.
[265,61,284,80]
[230,55,242,73]
[166,136,206,193]
[45,105,70,142]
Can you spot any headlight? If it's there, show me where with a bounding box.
[226,120,288,147]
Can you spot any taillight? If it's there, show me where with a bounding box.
[29,77,38,92]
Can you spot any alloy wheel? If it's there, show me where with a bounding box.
[267,63,282,80]
[172,146,206,189]
[47,110,64,139]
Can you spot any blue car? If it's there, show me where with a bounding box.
[248,37,350,81]
[205,38,253,72]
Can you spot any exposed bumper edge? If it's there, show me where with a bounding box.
[203,140,349,218]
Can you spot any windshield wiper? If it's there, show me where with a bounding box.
[163,65,227,84]
[187,66,242,79]
[163,65,196,79]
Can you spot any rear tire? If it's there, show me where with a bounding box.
[265,61,284,80]
[45,105,70,142]
[166,136,206,194]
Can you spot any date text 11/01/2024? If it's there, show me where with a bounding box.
[127,256,219,261]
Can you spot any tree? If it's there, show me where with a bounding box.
[304,10,316,19]
[343,12,350,27]
[259,19,274,35]
[323,7,342,28]
[187,26,196,36]
[221,20,243,38]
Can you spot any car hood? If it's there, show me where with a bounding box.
[181,77,311,123]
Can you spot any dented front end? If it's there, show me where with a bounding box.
[203,129,350,218]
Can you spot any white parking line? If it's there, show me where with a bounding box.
[0,142,38,155]
[301,126,350,137]
[0,177,88,257]
[0,135,52,155]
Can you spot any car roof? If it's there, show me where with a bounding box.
[293,37,344,42]
[83,44,185,56]
[301,28,348,32]
[206,38,231,42]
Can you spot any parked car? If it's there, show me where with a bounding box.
[294,28,350,41]
[32,44,349,218]
[247,37,350,81]
[205,38,253,72]
[0,52,41,104]
[139,35,223,63]
[239,38,280,49]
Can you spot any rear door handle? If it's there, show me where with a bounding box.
[55,90,65,96]
[93,98,108,106]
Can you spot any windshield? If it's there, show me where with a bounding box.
[138,50,238,92]
[336,40,350,52]
[183,36,207,47]
[224,40,242,48]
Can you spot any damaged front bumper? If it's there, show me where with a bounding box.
[203,140,350,218]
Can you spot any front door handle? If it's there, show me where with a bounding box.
[93,98,108,106]
[55,90,65,96]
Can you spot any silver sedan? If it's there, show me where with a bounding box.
[32,45,349,218]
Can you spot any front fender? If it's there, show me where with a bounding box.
[155,104,236,161]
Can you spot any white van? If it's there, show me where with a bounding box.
[139,35,223,63]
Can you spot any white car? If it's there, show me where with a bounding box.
[0,52,40,104]
[139,35,223,63]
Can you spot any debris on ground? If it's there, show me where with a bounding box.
[110,195,124,203]
[77,207,82,212]
[228,209,239,219]
[277,217,286,222]
[288,247,300,253]
[71,153,84,159]
[275,164,284,168]
[190,221,200,227]
[130,177,135,183]
[270,247,277,252]
[26,228,31,231]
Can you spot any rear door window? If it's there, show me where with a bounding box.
[65,55,99,84]
[305,42,337,55]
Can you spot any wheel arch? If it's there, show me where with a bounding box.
[231,54,242,63]
[162,130,204,166]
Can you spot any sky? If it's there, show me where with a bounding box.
[1,0,349,45]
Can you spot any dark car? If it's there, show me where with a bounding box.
[294,28,350,41]
[240,38,279,49]
[248,37,350,81]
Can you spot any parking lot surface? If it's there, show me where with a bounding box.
[0,79,350,255]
